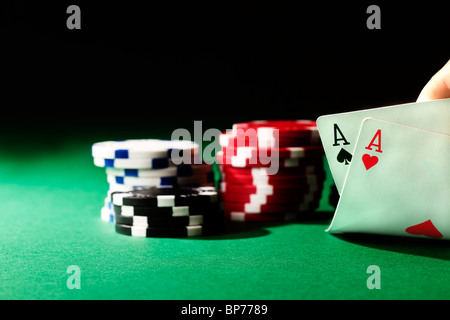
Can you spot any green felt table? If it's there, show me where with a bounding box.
[1,124,449,300]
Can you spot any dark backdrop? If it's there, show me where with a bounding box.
[1,1,449,131]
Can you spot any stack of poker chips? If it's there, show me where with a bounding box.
[111,186,223,238]
[91,139,215,223]
[217,120,326,222]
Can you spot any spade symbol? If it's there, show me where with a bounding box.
[336,148,352,165]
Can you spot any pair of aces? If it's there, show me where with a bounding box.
[317,98,450,240]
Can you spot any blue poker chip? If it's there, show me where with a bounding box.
[106,172,214,187]
[93,157,172,169]
[92,139,199,160]
[105,164,212,178]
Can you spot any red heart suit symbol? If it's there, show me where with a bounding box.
[362,154,378,170]
[405,220,443,239]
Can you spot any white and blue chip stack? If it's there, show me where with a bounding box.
[91,139,217,228]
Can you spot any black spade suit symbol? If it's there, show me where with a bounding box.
[336,148,352,165]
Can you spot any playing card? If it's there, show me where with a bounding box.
[327,118,450,240]
[317,98,450,194]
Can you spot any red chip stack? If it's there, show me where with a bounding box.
[217,120,326,222]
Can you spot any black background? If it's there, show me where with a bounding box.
[1,1,449,131]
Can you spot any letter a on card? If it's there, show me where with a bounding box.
[365,129,382,153]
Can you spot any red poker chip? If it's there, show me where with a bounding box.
[220,144,324,160]
[220,182,323,194]
[219,132,321,148]
[220,165,325,177]
[220,172,325,186]
[233,120,317,130]
[221,191,322,204]
[225,211,300,222]
[232,120,319,138]
[223,200,321,213]
[216,151,323,168]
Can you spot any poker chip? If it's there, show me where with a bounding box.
[107,183,140,193]
[92,139,224,237]
[106,186,223,237]
[92,139,199,160]
[225,211,300,222]
[115,223,203,238]
[218,142,324,168]
[101,206,114,222]
[219,133,319,149]
[232,120,318,135]
[220,172,324,185]
[109,186,221,236]
[223,198,320,214]
[114,213,204,227]
[220,120,321,148]
[220,166,324,176]
[92,126,326,229]
[111,186,218,207]
[113,203,220,217]
[220,137,324,159]
[106,171,214,187]
[218,120,326,222]
[220,181,321,194]
[93,157,174,169]
[217,151,322,168]
[220,191,322,204]
[105,163,212,178]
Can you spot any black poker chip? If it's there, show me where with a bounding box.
[111,186,218,208]
[115,223,203,238]
[114,213,205,227]
[112,203,220,217]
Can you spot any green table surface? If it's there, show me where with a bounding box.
[1,125,449,300]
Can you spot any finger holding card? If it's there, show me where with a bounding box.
[317,98,450,195]
[327,118,450,240]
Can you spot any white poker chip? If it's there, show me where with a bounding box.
[105,163,211,178]
[92,139,199,160]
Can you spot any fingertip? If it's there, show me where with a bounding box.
[417,59,450,102]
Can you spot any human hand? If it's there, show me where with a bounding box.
[417,60,450,102]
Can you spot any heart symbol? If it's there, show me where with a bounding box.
[362,154,378,170]
[405,220,443,239]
